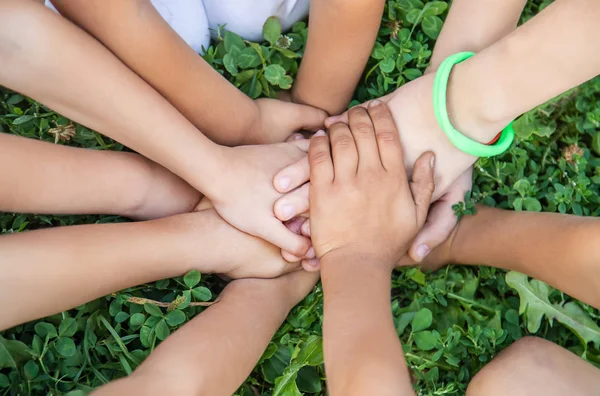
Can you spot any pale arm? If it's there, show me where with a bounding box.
[0,0,313,256]
[449,0,600,143]
[0,209,300,330]
[0,0,224,196]
[291,0,385,115]
[429,0,527,70]
[92,272,318,396]
[0,133,200,220]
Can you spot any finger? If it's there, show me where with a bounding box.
[274,183,310,221]
[325,101,371,128]
[409,168,472,262]
[273,155,310,193]
[410,152,436,227]
[282,249,303,263]
[279,261,304,275]
[329,122,358,180]
[301,218,310,237]
[309,130,334,187]
[325,112,349,128]
[285,101,328,132]
[286,133,304,142]
[368,100,404,174]
[290,138,310,152]
[301,258,320,272]
[348,106,380,171]
[408,199,456,263]
[267,219,313,258]
[281,215,311,262]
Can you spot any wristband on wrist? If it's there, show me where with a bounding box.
[433,52,515,157]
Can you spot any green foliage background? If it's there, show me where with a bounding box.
[1,0,599,394]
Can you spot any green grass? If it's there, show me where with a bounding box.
[1,0,600,395]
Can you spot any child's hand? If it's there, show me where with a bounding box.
[396,224,459,271]
[208,140,314,259]
[272,73,502,262]
[249,98,328,144]
[177,208,304,279]
[309,102,436,267]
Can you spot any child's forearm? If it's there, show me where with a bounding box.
[447,0,600,144]
[51,0,261,146]
[321,255,414,395]
[92,272,318,396]
[0,1,225,196]
[292,0,385,115]
[0,210,250,330]
[450,207,600,308]
[429,0,526,70]
[93,279,296,396]
[0,133,200,220]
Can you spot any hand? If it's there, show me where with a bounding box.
[208,140,315,259]
[177,208,304,279]
[248,98,328,144]
[272,74,496,261]
[397,221,459,272]
[408,167,473,262]
[309,102,436,267]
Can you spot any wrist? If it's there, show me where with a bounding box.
[197,144,233,200]
[445,58,514,144]
[220,278,291,313]
[321,251,394,281]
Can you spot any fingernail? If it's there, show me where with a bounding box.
[293,134,304,140]
[278,176,291,191]
[306,247,315,259]
[302,222,311,237]
[416,244,431,260]
[314,130,326,137]
[430,155,436,169]
[282,204,295,220]
[306,258,319,267]
[370,100,381,107]
[326,116,339,125]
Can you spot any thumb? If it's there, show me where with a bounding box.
[410,152,436,227]
[283,101,328,132]
[409,166,473,262]
[267,219,314,259]
[408,199,458,263]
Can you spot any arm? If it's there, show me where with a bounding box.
[446,207,600,309]
[0,0,311,256]
[50,0,326,145]
[428,0,527,71]
[0,209,302,330]
[274,0,599,244]
[91,271,318,396]
[321,259,413,395]
[291,0,385,115]
[0,133,200,220]
[308,103,435,395]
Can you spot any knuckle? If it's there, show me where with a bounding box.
[376,131,399,144]
[310,150,331,165]
[352,123,375,136]
[348,106,368,117]
[332,134,355,148]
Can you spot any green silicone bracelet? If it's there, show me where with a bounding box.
[433,52,515,157]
